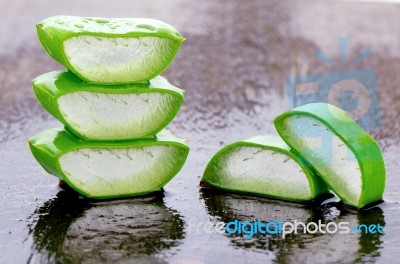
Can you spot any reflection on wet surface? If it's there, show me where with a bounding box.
[1,0,400,263]
[201,189,385,263]
[30,191,183,263]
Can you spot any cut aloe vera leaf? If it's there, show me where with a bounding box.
[29,128,189,199]
[36,16,184,84]
[274,103,386,208]
[201,135,329,202]
[32,71,184,141]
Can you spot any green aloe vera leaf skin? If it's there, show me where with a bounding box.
[36,16,185,85]
[29,128,189,199]
[274,103,386,209]
[201,134,330,202]
[32,71,184,141]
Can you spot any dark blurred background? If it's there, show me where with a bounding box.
[1,0,399,263]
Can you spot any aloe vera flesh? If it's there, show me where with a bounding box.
[274,103,386,208]
[37,16,184,84]
[29,128,189,199]
[32,71,184,141]
[201,135,329,202]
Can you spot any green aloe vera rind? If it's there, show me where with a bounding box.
[32,71,184,141]
[201,135,330,202]
[274,103,386,208]
[36,16,185,84]
[29,128,189,199]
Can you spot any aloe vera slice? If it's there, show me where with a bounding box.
[37,16,184,84]
[201,135,329,202]
[29,128,189,199]
[32,71,184,141]
[274,103,386,208]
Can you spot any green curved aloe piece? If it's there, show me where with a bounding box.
[32,71,184,141]
[274,103,386,208]
[201,135,329,202]
[37,16,185,84]
[29,128,189,199]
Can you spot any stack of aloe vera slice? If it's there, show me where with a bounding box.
[29,16,189,199]
[202,103,386,209]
